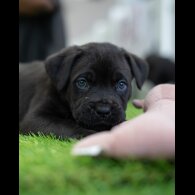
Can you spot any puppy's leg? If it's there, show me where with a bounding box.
[19,114,96,139]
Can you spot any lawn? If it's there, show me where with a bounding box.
[19,103,175,195]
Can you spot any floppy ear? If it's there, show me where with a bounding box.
[123,51,149,89]
[45,46,82,91]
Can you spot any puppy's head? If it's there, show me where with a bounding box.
[45,43,148,131]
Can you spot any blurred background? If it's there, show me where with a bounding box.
[63,0,175,61]
[19,0,175,96]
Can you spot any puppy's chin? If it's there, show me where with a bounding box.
[77,120,118,131]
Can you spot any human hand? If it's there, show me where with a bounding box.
[72,84,175,159]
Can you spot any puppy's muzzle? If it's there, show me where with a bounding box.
[73,98,124,131]
[95,103,111,118]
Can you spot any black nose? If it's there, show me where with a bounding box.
[95,104,111,116]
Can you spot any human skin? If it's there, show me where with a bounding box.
[72,84,175,159]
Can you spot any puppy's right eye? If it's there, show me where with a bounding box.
[115,80,127,92]
[76,78,89,90]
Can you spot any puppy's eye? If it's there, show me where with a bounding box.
[76,78,89,90]
[115,80,127,92]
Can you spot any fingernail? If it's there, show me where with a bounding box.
[71,145,103,157]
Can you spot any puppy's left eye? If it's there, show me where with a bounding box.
[115,80,127,92]
[76,78,89,90]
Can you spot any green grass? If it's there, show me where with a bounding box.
[19,103,175,195]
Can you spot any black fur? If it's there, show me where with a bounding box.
[19,42,148,139]
[145,54,175,85]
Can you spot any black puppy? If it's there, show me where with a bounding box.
[19,42,148,139]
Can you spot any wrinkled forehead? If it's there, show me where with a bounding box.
[71,50,131,82]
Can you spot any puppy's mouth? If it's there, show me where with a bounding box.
[73,103,125,131]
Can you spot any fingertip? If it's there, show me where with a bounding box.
[71,131,112,157]
[132,99,144,109]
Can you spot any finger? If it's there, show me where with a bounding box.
[72,114,175,159]
[108,115,175,159]
[72,131,113,156]
[132,99,145,109]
